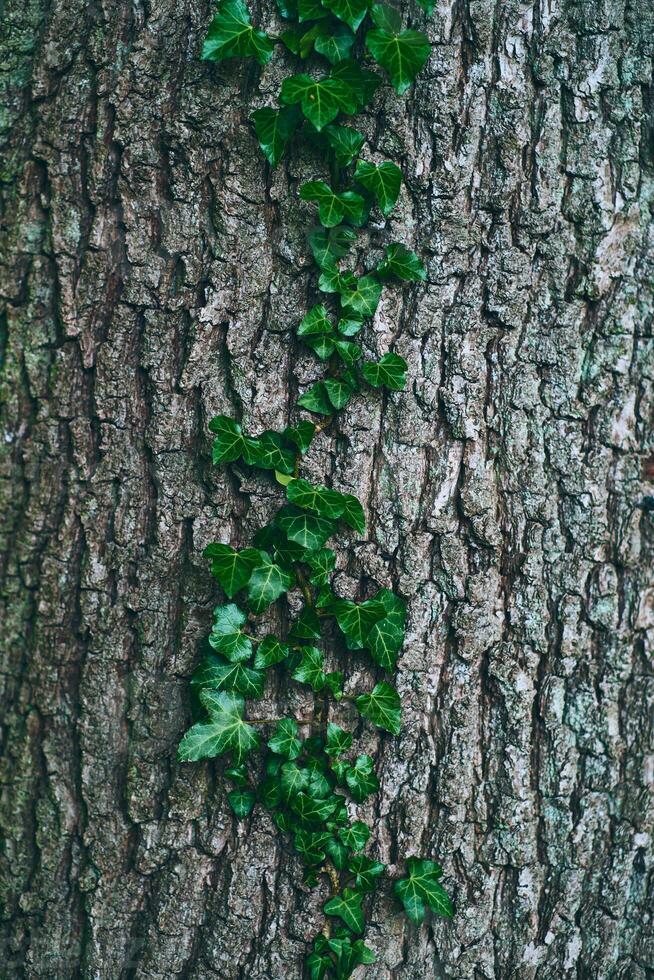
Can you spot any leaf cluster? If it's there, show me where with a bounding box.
[181,2,453,975]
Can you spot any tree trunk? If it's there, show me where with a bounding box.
[1,0,653,977]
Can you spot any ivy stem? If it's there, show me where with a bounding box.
[295,566,314,607]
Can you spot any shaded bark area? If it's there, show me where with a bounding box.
[1,0,653,977]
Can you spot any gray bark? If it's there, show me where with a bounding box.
[1,0,653,977]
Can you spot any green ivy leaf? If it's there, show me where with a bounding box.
[282,420,316,454]
[323,0,370,31]
[314,21,356,64]
[276,0,298,18]
[209,415,246,464]
[324,836,349,870]
[280,761,310,802]
[293,791,339,824]
[367,616,403,668]
[308,225,357,270]
[323,124,365,166]
[298,0,327,20]
[178,690,259,763]
[295,829,333,865]
[365,25,431,95]
[278,510,336,550]
[327,935,376,974]
[201,0,274,66]
[345,754,379,801]
[354,160,402,217]
[369,2,401,32]
[348,854,385,892]
[331,597,386,648]
[323,887,365,933]
[290,606,323,640]
[307,950,332,980]
[291,646,327,690]
[416,0,435,11]
[247,552,296,613]
[341,274,383,317]
[242,430,296,474]
[330,60,382,109]
[227,788,256,818]
[300,180,365,228]
[253,634,291,669]
[306,548,336,586]
[297,304,334,337]
[268,718,302,759]
[298,381,333,415]
[204,543,261,597]
[338,820,370,851]
[337,312,364,336]
[339,493,365,533]
[280,74,357,130]
[325,722,353,756]
[318,265,357,295]
[394,857,454,923]
[225,763,248,785]
[377,242,427,281]
[193,654,265,699]
[362,351,408,390]
[333,339,362,365]
[251,105,301,166]
[355,681,402,734]
[208,604,253,662]
[287,478,345,519]
[324,376,355,409]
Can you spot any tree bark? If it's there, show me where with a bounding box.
[1,1,653,977]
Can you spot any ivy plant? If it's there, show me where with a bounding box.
[181,2,453,975]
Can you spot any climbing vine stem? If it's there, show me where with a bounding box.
[179,1,453,975]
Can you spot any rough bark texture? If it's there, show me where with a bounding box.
[1,1,653,977]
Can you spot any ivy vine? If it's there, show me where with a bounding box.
[180,1,453,975]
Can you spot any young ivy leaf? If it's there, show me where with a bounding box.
[322,0,370,32]
[345,754,380,801]
[297,304,334,337]
[394,857,454,923]
[227,788,256,818]
[341,274,383,317]
[354,160,403,218]
[333,339,362,366]
[362,351,408,390]
[331,597,386,649]
[295,829,332,865]
[287,478,345,520]
[208,604,253,662]
[278,510,336,550]
[377,242,427,281]
[337,312,365,336]
[201,0,274,66]
[208,415,246,464]
[268,718,302,760]
[355,681,402,735]
[282,420,316,454]
[365,24,431,95]
[178,690,259,763]
[253,634,291,669]
[204,543,261,597]
[338,820,370,852]
[330,60,382,110]
[324,377,356,410]
[322,124,366,167]
[251,105,301,167]
[325,721,353,756]
[339,493,365,534]
[292,791,339,825]
[280,74,357,130]
[314,21,356,64]
[348,854,385,892]
[193,653,265,699]
[300,180,366,228]
[308,225,357,270]
[323,887,365,933]
[291,646,327,690]
[298,381,333,415]
[247,552,296,613]
[298,0,327,20]
[306,548,336,586]
[242,430,296,475]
